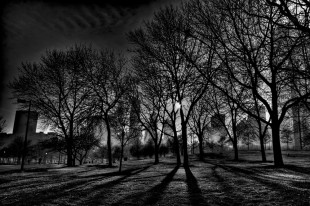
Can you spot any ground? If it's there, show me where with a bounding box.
[0,151,309,206]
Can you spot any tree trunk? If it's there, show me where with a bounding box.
[271,82,284,166]
[66,138,73,167]
[66,120,74,167]
[119,134,124,173]
[180,110,189,168]
[79,153,86,165]
[105,114,113,167]
[198,134,204,161]
[271,122,284,166]
[297,105,303,150]
[182,126,189,168]
[119,150,123,173]
[287,141,289,151]
[154,142,159,164]
[58,152,61,164]
[180,144,184,155]
[72,151,76,166]
[259,135,267,162]
[233,140,239,161]
[173,129,181,165]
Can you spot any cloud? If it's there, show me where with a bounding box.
[1,0,179,133]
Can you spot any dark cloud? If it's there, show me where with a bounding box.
[0,0,179,133]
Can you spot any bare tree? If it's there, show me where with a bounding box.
[189,0,310,166]
[9,45,94,166]
[128,5,214,167]
[265,0,310,34]
[281,127,294,150]
[248,101,271,162]
[73,133,100,165]
[111,98,140,173]
[130,76,167,164]
[131,53,182,164]
[82,50,130,167]
[237,120,257,151]
[209,85,246,160]
[264,132,272,150]
[163,103,182,165]
[188,94,211,160]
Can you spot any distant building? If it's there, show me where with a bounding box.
[163,119,174,140]
[292,103,310,149]
[0,110,60,164]
[13,111,38,137]
[247,105,267,138]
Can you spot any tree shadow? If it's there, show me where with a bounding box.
[205,160,310,204]
[251,164,310,175]
[77,165,152,179]
[80,164,153,205]
[86,164,118,169]
[292,181,310,189]
[0,169,21,175]
[3,164,152,206]
[143,165,179,205]
[184,166,209,206]
[210,165,244,205]
[112,165,180,205]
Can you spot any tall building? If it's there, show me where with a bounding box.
[0,110,60,164]
[247,105,267,137]
[13,110,38,138]
[292,104,310,149]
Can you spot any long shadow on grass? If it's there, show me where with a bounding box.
[210,165,244,205]
[203,159,310,205]
[184,166,209,206]
[0,166,121,192]
[112,165,179,206]
[143,165,179,205]
[79,165,152,205]
[3,165,152,206]
[250,164,310,175]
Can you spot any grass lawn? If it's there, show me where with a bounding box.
[0,151,309,205]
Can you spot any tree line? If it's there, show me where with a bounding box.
[9,0,310,168]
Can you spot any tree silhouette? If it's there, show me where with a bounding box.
[130,57,169,164]
[281,128,293,150]
[128,5,214,167]
[81,50,130,167]
[188,94,211,160]
[9,45,95,166]
[111,98,141,172]
[265,0,310,35]
[188,0,310,166]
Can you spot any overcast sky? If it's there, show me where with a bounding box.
[0,0,179,133]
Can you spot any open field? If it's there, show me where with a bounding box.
[0,151,309,206]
